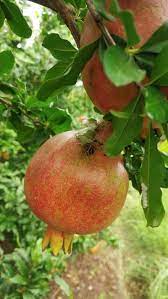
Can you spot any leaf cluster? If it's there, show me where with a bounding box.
[0,0,167,239]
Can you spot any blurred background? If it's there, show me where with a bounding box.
[0,1,168,298]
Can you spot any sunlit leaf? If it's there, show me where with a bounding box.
[158,139,168,156]
[103,45,145,86]
[43,33,77,61]
[45,62,72,80]
[38,39,99,100]
[93,0,114,21]
[151,44,168,85]
[1,0,32,38]
[55,275,72,297]
[110,0,140,46]
[0,50,15,76]
[141,129,165,227]
[143,86,168,123]
[104,96,143,156]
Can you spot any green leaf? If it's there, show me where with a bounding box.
[15,257,28,276]
[1,0,32,38]
[25,96,52,109]
[135,53,156,74]
[64,0,85,9]
[109,110,132,119]
[161,153,168,166]
[8,112,47,146]
[0,6,5,28]
[124,142,143,193]
[143,86,168,123]
[45,61,72,80]
[23,293,34,299]
[10,122,35,145]
[110,0,140,46]
[140,22,168,53]
[104,96,143,156]
[118,11,140,47]
[161,166,168,188]
[43,33,77,61]
[93,0,114,21]
[0,50,15,76]
[44,107,72,134]
[141,129,165,227]
[162,123,168,139]
[111,34,127,48]
[55,275,72,297]
[98,38,107,64]
[38,39,99,100]
[151,44,168,85]
[158,139,168,156]
[103,45,146,86]
[9,274,26,285]
[0,83,17,97]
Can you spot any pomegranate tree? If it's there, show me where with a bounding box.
[20,0,167,255]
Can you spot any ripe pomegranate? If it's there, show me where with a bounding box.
[24,124,129,255]
[81,0,168,112]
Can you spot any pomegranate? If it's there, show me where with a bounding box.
[24,124,129,255]
[81,0,168,112]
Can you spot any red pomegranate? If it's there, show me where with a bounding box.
[24,125,129,255]
[81,0,168,112]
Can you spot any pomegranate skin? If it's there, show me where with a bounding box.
[81,0,168,112]
[24,131,129,235]
[82,53,138,112]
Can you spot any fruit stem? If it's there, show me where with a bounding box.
[126,47,140,55]
[86,0,116,46]
[76,123,98,152]
[76,120,112,156]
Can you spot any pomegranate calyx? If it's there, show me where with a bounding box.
[76,120,113,156]
[42,227,73,256]
[76,124,97,145]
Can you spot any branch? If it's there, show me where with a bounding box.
[26,0,80,48]
[0,97,12,107]
[86,0,116,46]
[0,98,43,127]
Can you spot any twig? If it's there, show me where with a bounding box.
[26,0,80,48]
[0,97,13,107]
[86,0,116,46]
[0,98,43,127]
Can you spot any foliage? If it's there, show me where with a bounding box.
[0,0,168,298]
[0,145,43,246]
[0,241,67,299]
[1,0,167,226]
[117,190,168,299]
